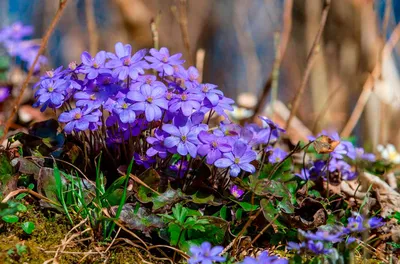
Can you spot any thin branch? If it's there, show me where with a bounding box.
[0,0,69,143]
[150,16,160,50]
[341,22,400,137]
[85,0,98,54]
[285,0,331,130]
[251,0,293,120]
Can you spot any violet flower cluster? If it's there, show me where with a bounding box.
[288,213,384,256]
[188,242,225,264]
[0,22,47,72]
[33,42,285,178]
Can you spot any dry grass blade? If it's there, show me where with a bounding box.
[1,188,60,206]
[0,0,69,144]
[285,0,331,130]
[129,173,161,195]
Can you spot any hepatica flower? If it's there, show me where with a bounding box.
[169,160,189,178]
[34,79,69,111]
[176,66,200,90]
[230,185,244,199]
[106,42,148,80]
[214,140,257,177]
[59,108,100,133]
[128,84,168,121]
[296,160,326,181]
[197,131,232,164]
[80,51,109,79]
[145,47,185,75]
[162,121,203,158]
[355,147,376,162]
[113,98,136,124]
[169,88,204,116]
[241,251,288,264]
[133,153,155,169]
[146,129,170,158]
[188,242,225,264]
[268,148,287,164]
[199,83,223,106]
[0,87,10,102]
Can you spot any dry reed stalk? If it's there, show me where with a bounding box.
[85,0,98,54]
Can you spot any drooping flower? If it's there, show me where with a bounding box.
[188,242,225,264]
[59,108,100,133]
[80,51,110,79]
[169,160,189,178]
[162,120,203,158]
[145,47,185,75]
[241,251,288,264]
[128,84,168,121]
[134,153,155,169]
[230,185,244,199]
[106,42,148,80]
[214,140,257,177]
[259,116,285,138]
[197,131,232,165]
[296,160,326,181]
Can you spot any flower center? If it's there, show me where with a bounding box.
[90,94,96,100]
[69,62,77,70]
[146,96,153,103]
[123,57,131,66]
[47,86,54,92]
[181,93,188,101]
[74,113,82,119]
[202,85,209,93]
[234,157,240,164]
[146,78,152,84]
[181,135,187,142]
[93,62,99,68]
[166,92,173,100]
[46,71,54,78]
[211,141,218,148]
[122,103,128,109]
[162,56,168,63]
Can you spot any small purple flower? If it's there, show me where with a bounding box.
[287,241,306,252]
[113,98,137,124]
[128,84,168,121]
[268,148,287,164]
[300,229,343,243]
[296,160,326,181]
[176,66,200,89]
[162,121,202,158]
[230,185,244,199]
[146,129,170,158]
[259,116,285,138]
[241,251,288,264]
[145,47,185,75]
[130,75,165,91]
[199,83,223,106]
[188,242,225,264]
[0,87,10,102]
[134,153,155,169]
[197,131,232,165]
[169,88,204,116]
[1,22,33,41]
[59,108,100,133]
[80,51,110,79]
[344,214,365,233]
[214,140,257,177]
[202,95,234,120]
[169,160,189,178]
[356,147,376,162]
[34,79,69,111]
[307,240,332,255]
[106,42,148,80]
[368,217,384,229]
[328,158,357,181]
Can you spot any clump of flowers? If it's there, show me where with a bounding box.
[188,242,226,264]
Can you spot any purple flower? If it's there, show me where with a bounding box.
[34,79,69,111]
[214,140,257,177]
[241,251,288,264]
[230,185,244,199]
[296,160,326,181]
[162,121,202,158]
[0,87,10,102]
[188,242,225,264]
[169,88,204,116]
[300,229,343,243]
[176,66,200,89]
[134,153,155,169]
[169,160,189,178]
[130,75,164,91]
[127,84,168,121]
[145,47,185,75]
[113,98,137,124]
[146,129,170,158]
[197,131,232,165]
[259,116,285,137]
[368,217,384,229]
[106,42,148,80]
[268,148,287,164]
[0,22,33,41]
[20,44,48,72]
[356,147,376,162]
[307,240,332,255]
[328,158,357,181]
[287,241,306,252]
[59,108,100,133]
[332,141,356,160]
[199,83,223,106]
[80,51,110,79]
[344,214,365,233]
[202,95,234,120]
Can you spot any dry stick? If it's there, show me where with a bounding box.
[341,22,400,137]
[250,213,279,245]
[285,0,331,130]
[0,0,69,144]
[1,188,60,206]
[150,18,159,50]
[251,0,293,120]
[85,0,98,54]
[311,85,342,133]
[176,0,193,65]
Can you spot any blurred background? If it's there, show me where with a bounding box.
[1,0,400,150]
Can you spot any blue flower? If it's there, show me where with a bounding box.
[241,251,288,264]
[80,51,110,79]
[188,242,225,264]
[268,148,287,164]
[113,98,137,124]
[34,79,69,111]
[145,47,185,75]
[59,108,100,133]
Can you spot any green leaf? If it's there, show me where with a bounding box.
[237,201,259,212]
[277,198,294,214]
[253,179,290,199]
[2,215,19,223]
[168,223,183,246]
[16,204,27,212]
[220,205,227,220]
[192,192,216,205]
[236,208,243,221]
[21,222,35,234]
[0,151,13,193]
